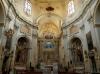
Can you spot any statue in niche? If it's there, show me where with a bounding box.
[15,39,28,66]
[76,48,84,63]
[16,50,20,62]
[15,48,28,66]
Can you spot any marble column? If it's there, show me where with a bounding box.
[88,17,100,72]
[80,24,91,73]
[32,35,38,67]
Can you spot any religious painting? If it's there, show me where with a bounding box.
[44,41,54,49]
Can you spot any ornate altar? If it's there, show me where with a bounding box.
[38,38,59,65]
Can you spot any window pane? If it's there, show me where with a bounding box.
[24,0,32,15]
[68,0,75,15]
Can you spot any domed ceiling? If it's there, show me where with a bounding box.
[13,0,88,23]
[13,0,90,38]
[30,0,66,38]
[30,0,66,19]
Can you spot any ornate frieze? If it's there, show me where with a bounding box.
[20,25,32,36]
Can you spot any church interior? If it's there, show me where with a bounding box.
[0,0,100,74]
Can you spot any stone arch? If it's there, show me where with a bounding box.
[36,13,63,38]
[38,22,61,38]
[15,36,31,69]
[68,36,84,66]
[36,13,63,30]
[15,35,32,47]
[36,13,63,24]
[68,35,84,48]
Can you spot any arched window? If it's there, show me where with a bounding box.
[68,0,75,15]
[24,0,32,15]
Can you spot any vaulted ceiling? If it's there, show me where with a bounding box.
[30,0,66,19]
[13,0,86,38]
[30,0,66,38]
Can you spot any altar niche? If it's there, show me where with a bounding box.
[15,37,30,68]
[69,37,84,66]
[38,39,59,65]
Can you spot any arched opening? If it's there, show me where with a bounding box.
[69,38,84,66]
[38,22,60,65]
[95,3,100,42]
[15,37,30,69]
[0,3,4,38]
[37,15,62,70]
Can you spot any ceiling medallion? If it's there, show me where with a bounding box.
[46,6,54,11]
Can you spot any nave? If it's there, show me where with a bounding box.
[0,0,100,74]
